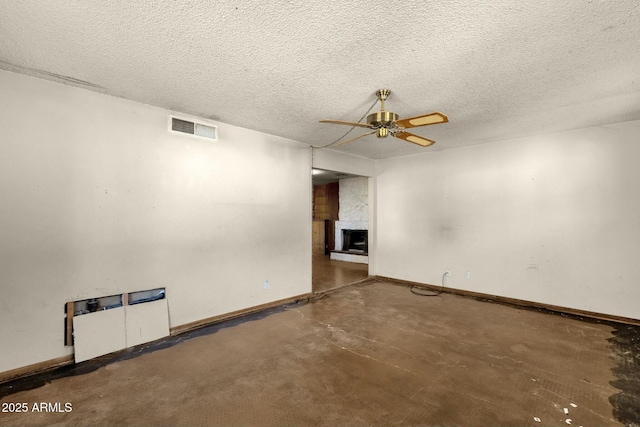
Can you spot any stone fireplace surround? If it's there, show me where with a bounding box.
[330,176,369,264]
[332,221,369,264]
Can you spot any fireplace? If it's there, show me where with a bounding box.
[342,229,368,254]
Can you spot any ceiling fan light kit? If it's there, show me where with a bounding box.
[320,89,448,147]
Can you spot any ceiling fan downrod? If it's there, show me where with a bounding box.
[375,89,390,110]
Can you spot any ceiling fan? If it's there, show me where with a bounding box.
[320,89,448,147]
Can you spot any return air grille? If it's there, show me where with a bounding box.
[172,118,195,134]
[170,117,217,140]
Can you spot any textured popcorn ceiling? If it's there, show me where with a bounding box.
[1,1,639,159]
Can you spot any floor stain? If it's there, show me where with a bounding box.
[0,301,307,399]
[609,324,640,426]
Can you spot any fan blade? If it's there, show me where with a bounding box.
[396,112,448,129]
[394,131,436,147]
[338,131,377,146]
[320,119,373,128]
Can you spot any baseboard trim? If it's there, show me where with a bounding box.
[0,354,74,384]
[375,275,640,326]
[169,292,314,336]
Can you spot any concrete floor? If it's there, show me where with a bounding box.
[312,253,368,293]
[1,280,638,426]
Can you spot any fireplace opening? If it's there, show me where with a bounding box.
[342,229,368,254]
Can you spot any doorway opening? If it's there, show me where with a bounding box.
[312,169,369,293]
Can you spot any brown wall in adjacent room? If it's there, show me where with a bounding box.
[313,182,339,221]
[312,182,339,254]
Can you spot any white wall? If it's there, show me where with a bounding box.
[0,70,312,373]
[311,148,374,177]
[375,121,640,320]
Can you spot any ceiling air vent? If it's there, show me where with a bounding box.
[170,117,217,140]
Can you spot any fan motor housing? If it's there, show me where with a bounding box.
[367,111,398,128]
[376,128,389,138]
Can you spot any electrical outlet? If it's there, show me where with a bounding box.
[264,280,270,290]
[445,269,451,277]
[466,271,471,279]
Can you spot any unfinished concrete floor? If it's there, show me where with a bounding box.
[1,280,639,426]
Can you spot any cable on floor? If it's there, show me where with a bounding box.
[410,272,446,297]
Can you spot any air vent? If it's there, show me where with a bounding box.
[170,117,217,140]
[172,118,195,134]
